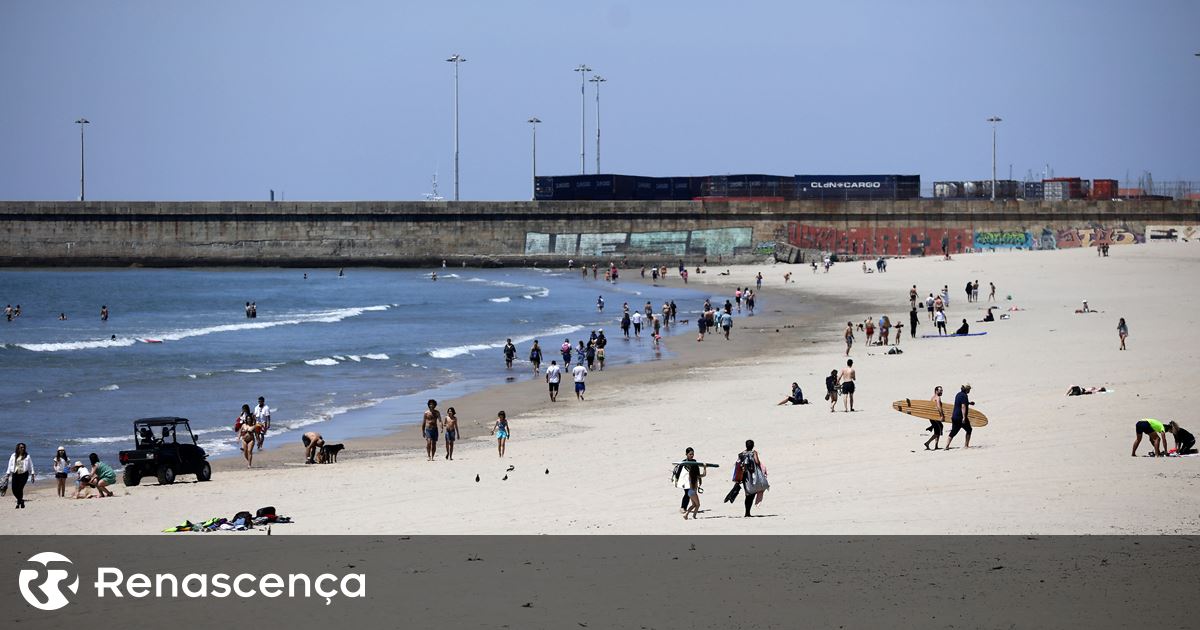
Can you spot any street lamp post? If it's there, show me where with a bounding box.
[528,117,541,200]
[987,116,1002,201]
[75,118,89,201]
[574,64,591,174]
[589,75,606,174]
[446,53,467,201]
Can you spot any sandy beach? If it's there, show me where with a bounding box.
[4,243,1199,535]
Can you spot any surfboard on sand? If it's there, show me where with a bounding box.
[920,332,988,338]
[891,398,989,427]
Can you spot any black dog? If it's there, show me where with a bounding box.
[320,443,345,463]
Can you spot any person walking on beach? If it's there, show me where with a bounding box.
[621,312,631,338]
[5,443,35,508]
[989,282,996,302]
[756,272,763,290]
[503,339,517,369]
[254,396,271,451]
[681,448,707,520]
[844,322,855,356]
[738,440,767,517]
[926,294,935,321]
[972,280,980,302]
[945,384,973,449]
[924,386,946,450]
[422,399,441,462]
[561,339,573,366]
[545,360,562,401]
[941,286,950,309]
[934,309,948,335]
[839,359,856,412]
[719,309,733,340]
[632,310,643,337]
[864,318,874,346]
[529,340,543,374]
[572,361,589,401]
[491,411,510,457]
[825,369,840,413]
[909,285,918,309]
[442,407,459,460]
[88,453,115,497]
[1131,418,1168,457]
[51,446,70,498]
[235,404,258,468]
[1117,318,1129,351]
[964,280,974,304]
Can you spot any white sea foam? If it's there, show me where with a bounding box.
[489,297,511,303]
[347,355,362,362]
[363,353,389,360]
[234,368,262,373]
[522,295,534,300]
[11,304,391,352]
[427,324,584,359]
[99,384,120,391]
[304,358,339,366]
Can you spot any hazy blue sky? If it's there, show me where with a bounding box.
[1,0,1197,201]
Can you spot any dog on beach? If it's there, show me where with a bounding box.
[319,443,345,463]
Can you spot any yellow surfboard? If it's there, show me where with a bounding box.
[892,398,989,428]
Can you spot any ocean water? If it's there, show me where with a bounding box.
[0,267,718,464]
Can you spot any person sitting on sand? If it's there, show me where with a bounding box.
[1067,385,1108,396]
[302,431,325,464]
[777,382,808,406]
[1168,421,1196,455]
[1131,419,1168,457]
[954,319,970,335]
[980,307,995,322]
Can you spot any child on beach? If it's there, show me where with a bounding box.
[442,407,459,460]
[825,370,839,413]
[52,447,70,497]
[1117,318,1129,350]
[491,411,510,457]
[1168,421,1196,455]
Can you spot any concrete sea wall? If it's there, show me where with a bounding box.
[0,199,1196,267]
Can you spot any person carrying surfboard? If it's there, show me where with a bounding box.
[924,386,945,450]
[680,448,706,520]
[944,384,973,449]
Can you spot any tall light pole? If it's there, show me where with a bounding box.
[589,75,606,174]
[987,116,1002,201]
[527,117,541,200]
[574,64,591,174]
[446,53,467,201]
[75,118,89,201]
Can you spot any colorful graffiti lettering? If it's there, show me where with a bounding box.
[786,224,972,257]
[753,241,776,255]
[1054,227,1142,248]
[974,231,1033,249]
[524,227,753,257]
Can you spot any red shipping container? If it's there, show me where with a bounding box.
[1090,179,1118,200]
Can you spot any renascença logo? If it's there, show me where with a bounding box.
[19,552,80,611]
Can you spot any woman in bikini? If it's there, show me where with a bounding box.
[236,404,258,468]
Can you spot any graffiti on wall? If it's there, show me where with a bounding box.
[1052,226,1142,248]
[1145,225,1200,242]
[524,227,753,257]
[753,241,776,255]
[786,223,972,257]
[974,231,1033,249]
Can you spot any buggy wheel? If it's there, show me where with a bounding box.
[123,465,141,487]
[156,465,176,485]
[196,462,211,482]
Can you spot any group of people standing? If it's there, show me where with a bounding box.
[3,444,118,508]
[232,396,272,467]
[4,304,112,321]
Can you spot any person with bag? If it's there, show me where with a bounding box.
[4,443,36,508]
[676,447,707,520]
[737,440,768,517]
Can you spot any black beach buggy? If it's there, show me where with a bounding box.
[118,417,212,486]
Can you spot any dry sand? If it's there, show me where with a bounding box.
[4,243,1199,534]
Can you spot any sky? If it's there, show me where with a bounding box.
[1,0,1197,201]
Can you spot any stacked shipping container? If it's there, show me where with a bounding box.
[534,174,919,201]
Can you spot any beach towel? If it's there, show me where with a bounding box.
[162,520,195,533]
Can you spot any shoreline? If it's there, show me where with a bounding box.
[6,243,1200,534]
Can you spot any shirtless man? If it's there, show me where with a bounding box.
[844,322,855,356]
[924,386,945,450]
[302,431,324,464]
[839,359,856,412]
[422,399,441,462]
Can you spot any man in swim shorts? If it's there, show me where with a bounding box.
[1131,418,1168,457]
[839,359,856,412]
[545,360,562,402]
[572,362,588,401]
[422,399,440,462]
[924,386,945,450]
[302,431,324,464]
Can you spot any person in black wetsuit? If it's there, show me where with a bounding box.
[909,307,919,338]
[954,319,970,335]
[1168,422,1196,455]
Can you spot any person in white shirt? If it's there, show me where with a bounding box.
[545,361,562,402]
[51,446,70,498]
[5,443,35,509]
[253,396,272,451]
[631,311,643,337]
[571,363,589,401]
